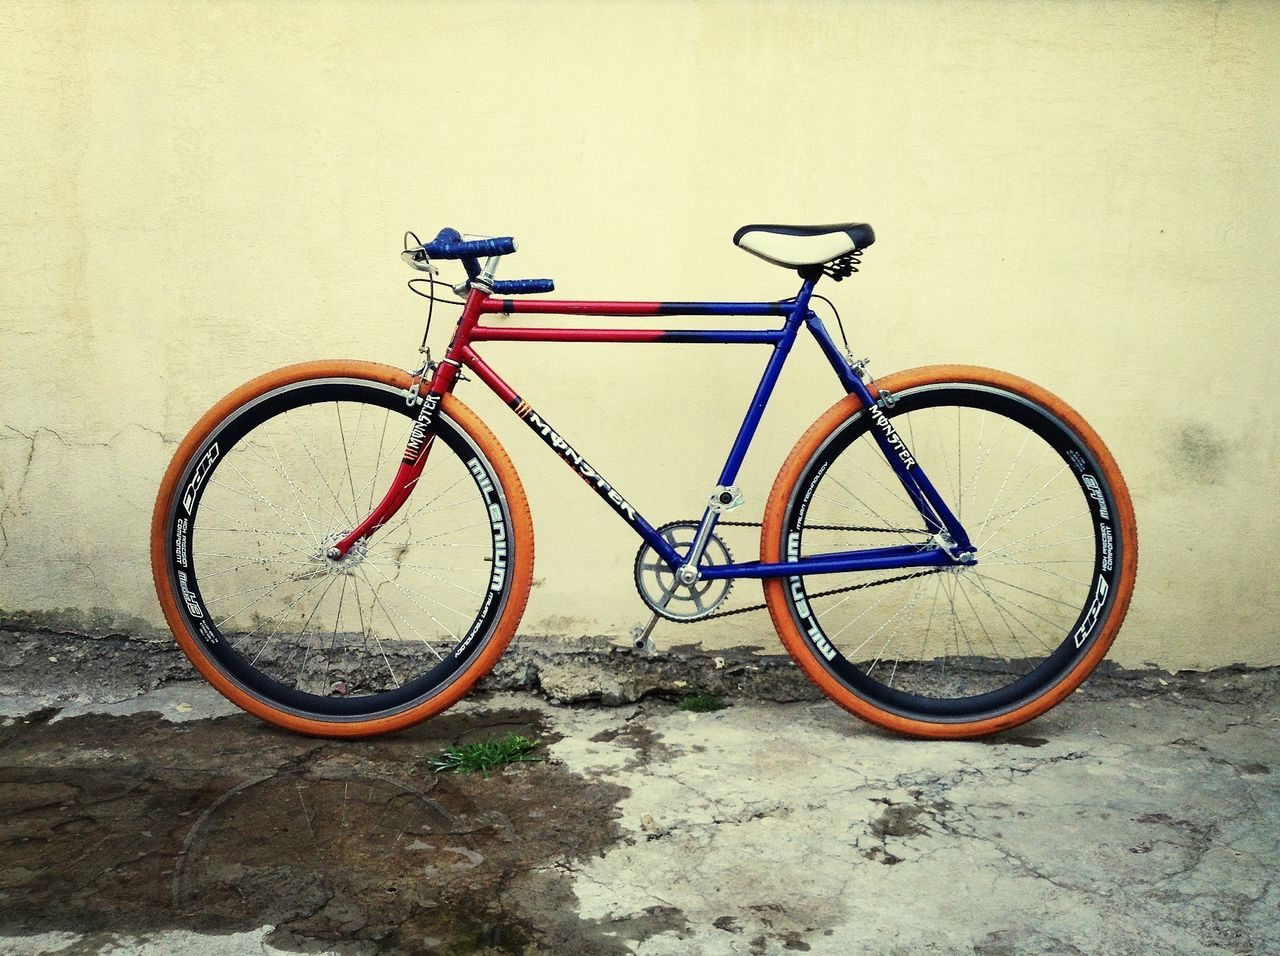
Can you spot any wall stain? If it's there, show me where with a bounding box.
[1167,423,1230,486]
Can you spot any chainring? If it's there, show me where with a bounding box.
[633,520,734,622]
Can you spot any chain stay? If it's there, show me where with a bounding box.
[666,519,936,622]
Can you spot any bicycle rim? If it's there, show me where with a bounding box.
[776,379,1128,725]
[157,376,515,722]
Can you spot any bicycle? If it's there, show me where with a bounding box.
[151,223,1137,739]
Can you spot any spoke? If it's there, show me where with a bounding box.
[965,412,1009,523]
[314,574,351,694]
[983,529,1094,560]
[824,585,901,643]
[349,571,412,687]
[916,576,943,671]
[967,572,1055,654]
[969,571,1078,620]
[229,574,328,651]
[953,572,1009,662]
[368,556,488,575]
[930,406,962,514]
[831,449,919,524]
[362,562,467,640]
[217,459,319,536]
[944,573,979,662]
[984,556,1093,566]
[977,557,1091,588]
[974,431,1037,544]
[369,408,392,513]
[965,575,1064,649]
[335,401,368,522]
[197,499,308,542]
[209,466,316,552]
[348,573,371,681]
[847,585,922,663]
[981,510,1092,557]
[977,462,1071,549]
[365,556,484,598]
[817,476,918,545]
[282,574,342,682]
[196,525,311,539]
[364,565,476,620]
[285,411,358,528]
[199,552,318,580]
[877,574,930,685]
[980,485,1079,525]
[244,436,327,540]
[356,566,447,662]
[251,573,338,668]
[211,570,312,629]
[378,471,471,535]
[204,576,313,606]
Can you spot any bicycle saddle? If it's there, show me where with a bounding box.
[733,222,875,268]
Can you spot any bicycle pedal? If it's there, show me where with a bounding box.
[630,617,660,657]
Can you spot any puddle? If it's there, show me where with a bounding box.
[0,708,632,954]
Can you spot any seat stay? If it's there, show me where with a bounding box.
[806,311,973,552]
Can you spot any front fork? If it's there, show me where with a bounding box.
[327,289,486,560]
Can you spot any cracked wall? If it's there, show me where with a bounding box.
[1,1,1279,667]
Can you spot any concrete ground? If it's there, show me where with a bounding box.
[0,630,1277,955]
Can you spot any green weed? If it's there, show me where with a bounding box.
[430,733,544,777]
[676,692,727,713]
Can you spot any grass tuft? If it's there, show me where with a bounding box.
[430,733,544,777]
[676,692,727,713]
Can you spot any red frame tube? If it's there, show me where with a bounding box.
[330,288,786,555]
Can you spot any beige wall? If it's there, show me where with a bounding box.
[2,0,1278,668]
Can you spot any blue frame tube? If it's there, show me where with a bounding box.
[480,279,975,577]
[673,281,818,574]
[717,280,817,486]
[701,544,952,580]
[661,329,784,343]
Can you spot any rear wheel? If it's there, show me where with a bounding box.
[151,360,534,737]
[763,365,1137,738]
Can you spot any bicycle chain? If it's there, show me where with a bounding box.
[676,520,939,622]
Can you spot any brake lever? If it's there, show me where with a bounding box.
[400,249,438,274]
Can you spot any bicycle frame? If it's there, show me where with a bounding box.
[330,275,974,578]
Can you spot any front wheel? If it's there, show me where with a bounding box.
[762,365,1137,738]
[151,360,534,737]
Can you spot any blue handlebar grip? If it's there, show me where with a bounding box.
[421,234,517,259]
[491,278,555,295]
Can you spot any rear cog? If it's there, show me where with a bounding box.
[634,520,733,622]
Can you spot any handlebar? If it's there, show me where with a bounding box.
[414,227,554,294]
[422,229,517,260]
[492,278,555,295]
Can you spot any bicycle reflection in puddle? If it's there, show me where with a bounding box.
[0,709,629,953]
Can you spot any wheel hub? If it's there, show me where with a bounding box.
[316,531,368,574]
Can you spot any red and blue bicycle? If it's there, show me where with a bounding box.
[152,223,1137,738]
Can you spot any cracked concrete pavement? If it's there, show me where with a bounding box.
[0,630,1277,954]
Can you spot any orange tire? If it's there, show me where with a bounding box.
[761,365,1137,739]
[151,360,535,742]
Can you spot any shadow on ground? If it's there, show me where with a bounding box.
[0,708,636,954]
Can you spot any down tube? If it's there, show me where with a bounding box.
[459,348,681,567]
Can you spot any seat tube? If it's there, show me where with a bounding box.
[678,278,817,573]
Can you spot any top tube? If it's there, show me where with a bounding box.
[476,298,794,317]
